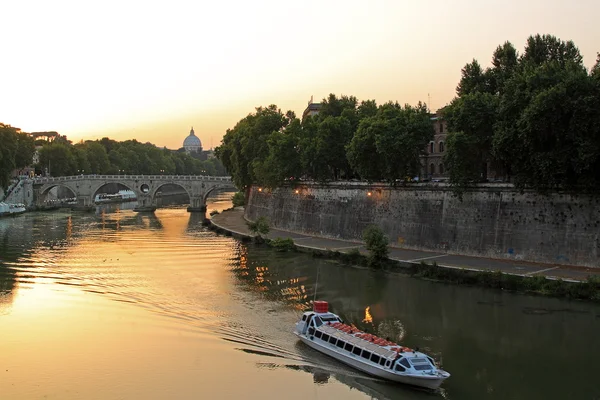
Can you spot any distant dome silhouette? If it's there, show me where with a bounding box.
[183,127,202,152]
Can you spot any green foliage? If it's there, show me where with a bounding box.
[268,237,296,252]
[247,216,270,238]
[348,102,433,183]
[362,224,389,268]
[444,92,499,188]
[447,34,600,194]
[231,192,245,207]
[215,105,292,188]
[407,262,600,302]
[0,124,21,187]
[27,136,228,178]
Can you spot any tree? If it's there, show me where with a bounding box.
[38,143,75,177]
[346,117,386,181]
[520,34,583,67]
[253,118,303,187]
[493,58,600,192]
[14,133,35,171]
[362,224,389,268]
[85,142,110,174]
[592,53,600,80]
[0,124,19,188]
[456,60,491,96]
[231,192,245,207]
[216,105,291,188]
[489,41,518,94]
[444,92,499,185]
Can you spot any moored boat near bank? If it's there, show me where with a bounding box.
[294,301,450,390]
[0,202,27,217]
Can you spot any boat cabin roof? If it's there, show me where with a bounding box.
[318,324,398,360]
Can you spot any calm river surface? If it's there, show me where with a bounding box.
[1,192,599,400]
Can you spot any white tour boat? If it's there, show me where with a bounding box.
[294,301,450,390]
[94,190,137,204]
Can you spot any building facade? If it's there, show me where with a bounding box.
[420,111,448,180]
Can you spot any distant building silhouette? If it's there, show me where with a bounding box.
[183,127,202,154]
[302,97,322,121]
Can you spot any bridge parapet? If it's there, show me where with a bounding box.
[32,174,232,184]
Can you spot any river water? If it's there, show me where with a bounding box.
[1,192,599,400]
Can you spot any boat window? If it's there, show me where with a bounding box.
[410,358,432,371]
[352,346,362,356]
[308,327,315,335]
[371,354,381,364]
[313,317,324,327]
[328,336,337,345]
[400,358,411,369]
[379,359,386,366]
[344,343,353,352]
[335,340,345,349]
[395,364,406,372]
[385,360,391,368]
[427,356,435,365]
[413,364,433,371]
[302,315,307,322]
[361,351,372,360]
[321,333,330,342]
[315,331,322,339]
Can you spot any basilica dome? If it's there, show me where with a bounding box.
[183,127,202,153]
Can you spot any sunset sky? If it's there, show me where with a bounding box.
[2,0,598,150]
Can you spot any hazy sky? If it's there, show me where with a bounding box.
[2,0,598,150]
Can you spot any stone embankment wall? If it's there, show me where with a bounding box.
[245,183,600,268]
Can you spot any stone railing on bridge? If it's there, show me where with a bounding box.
[32,174,232,184]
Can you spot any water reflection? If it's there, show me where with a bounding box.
[230,247,600,400]
[1,198,599,400]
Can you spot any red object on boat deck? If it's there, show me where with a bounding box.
[313,301,329,313]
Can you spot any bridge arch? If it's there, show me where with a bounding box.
[38,183,77,205]
[91,182,136,201]
[32,175,236,212]
[150,182,191,206]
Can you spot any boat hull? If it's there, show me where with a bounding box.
[295,333,447,390]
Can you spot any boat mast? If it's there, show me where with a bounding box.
[313,265,320,303]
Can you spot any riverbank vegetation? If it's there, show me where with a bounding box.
[216,34,600,196]
[231,192,245,207]
[0,124,36,188]
[310,248,600,302]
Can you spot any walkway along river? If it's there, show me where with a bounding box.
[1,194,599,399]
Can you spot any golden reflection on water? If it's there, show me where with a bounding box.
[363,305,373,324]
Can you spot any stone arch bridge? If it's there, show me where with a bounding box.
[32,174,236,212]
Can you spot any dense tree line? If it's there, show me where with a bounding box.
[0,124,36,188]
[217,34,600,196]
[215,97,434,189]
[444,34,600,193]
[36,137,227,177]
[0,129,227,189]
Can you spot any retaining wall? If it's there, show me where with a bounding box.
[244,183,600,267]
